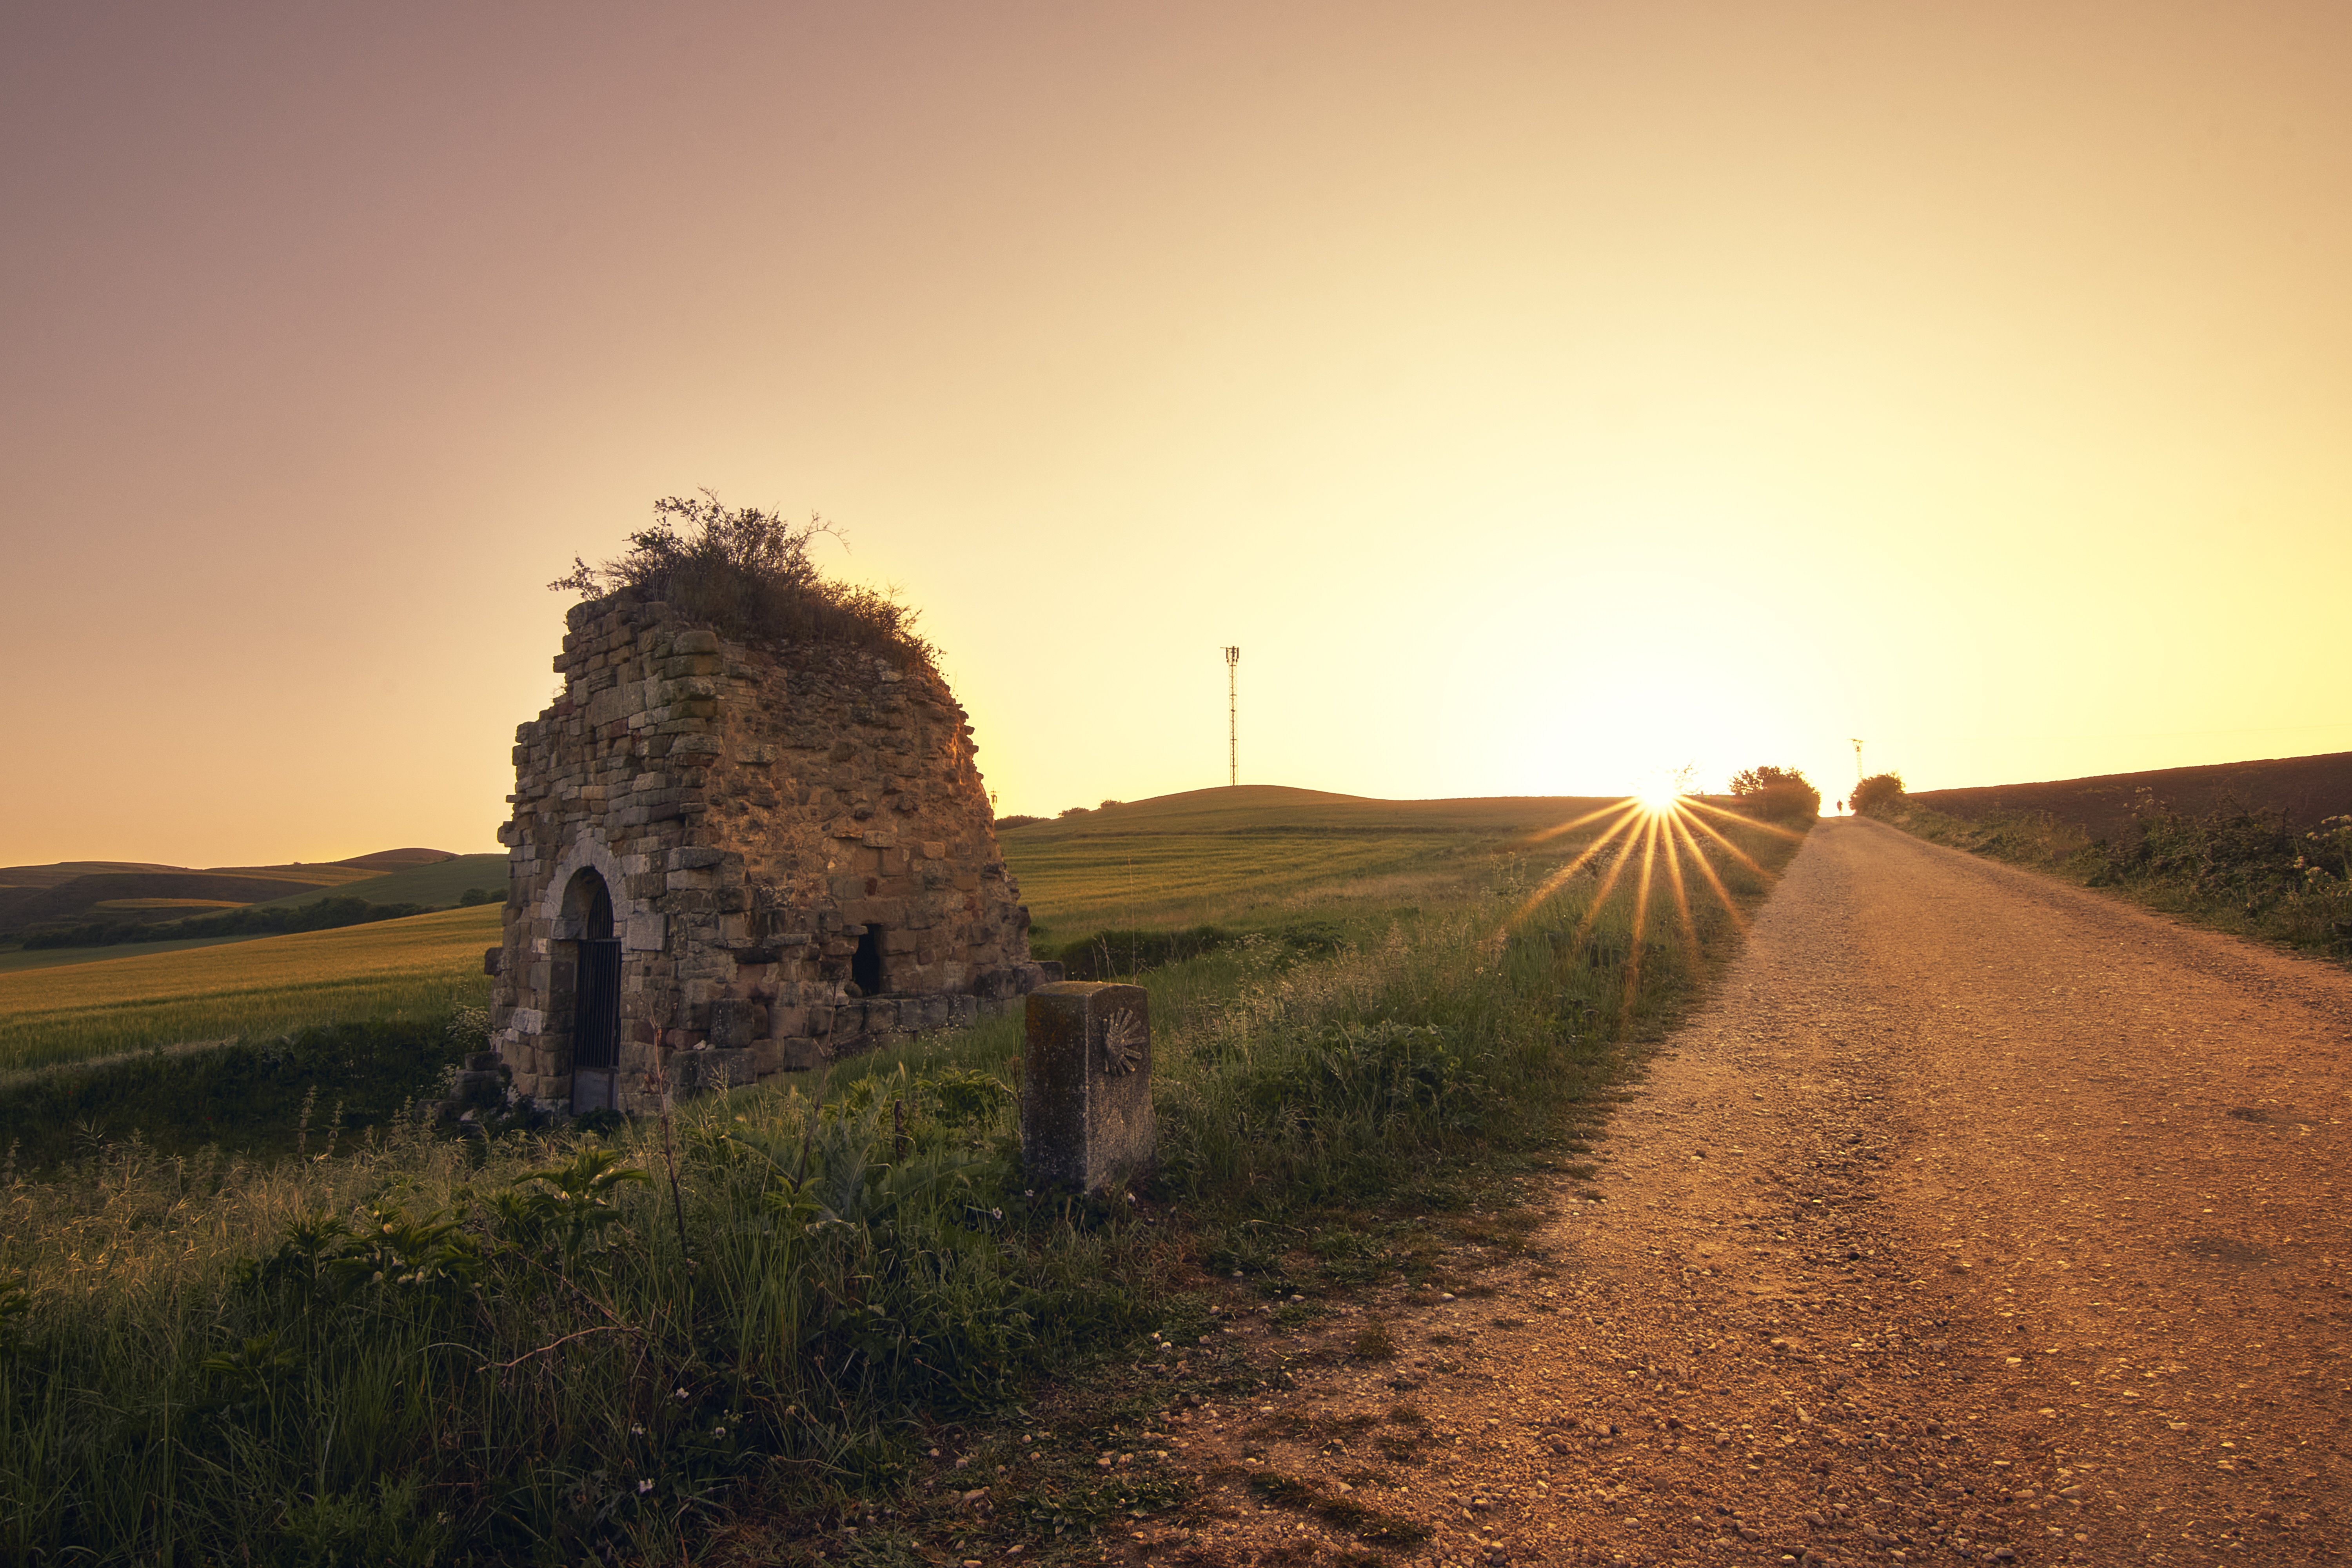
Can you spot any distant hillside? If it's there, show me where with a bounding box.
[0,861,182,890]
[336,848,458,870]
[1000,784,1626,842]
[0,871,357,938]
[1907,751,2352,842]
[0,849,476,939]
[242,854,506,913]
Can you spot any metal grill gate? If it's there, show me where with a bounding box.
[571,936,623,1112]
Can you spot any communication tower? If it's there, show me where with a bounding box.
[1223,646,1240,787]
[1850,738,1865,783]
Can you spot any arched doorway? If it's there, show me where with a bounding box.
[561,868,622,1112]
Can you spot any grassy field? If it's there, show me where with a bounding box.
[0,934,267,978]
[1000,785,1621,933]
[0,788,1804,1564]
[1006,830,1485,934]
[0,792,1595,1072]
[0,904,499,1076]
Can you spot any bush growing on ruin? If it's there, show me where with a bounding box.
[1851,771,1907,817]
[1729,764,1821,824]
[550,490,934,661]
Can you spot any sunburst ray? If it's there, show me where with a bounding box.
[1666,806,1748,935]
[1502,802,1645,932]
[1676,806,1780,881]
[1680,794,1809,843]
[1495,786,1797,1002]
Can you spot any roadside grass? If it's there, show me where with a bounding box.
[1880,796,2352,965]
[0,804,1800,1565]
[0,906,499,1074]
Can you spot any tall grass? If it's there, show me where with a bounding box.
[0,1059,1171,1563]
[0,815,1791,1564]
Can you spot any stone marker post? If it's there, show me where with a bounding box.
[1022,981,1153,1192]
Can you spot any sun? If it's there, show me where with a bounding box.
[1635,781,1682,813]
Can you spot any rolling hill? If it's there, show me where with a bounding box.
[996,784,1637,932]
[240,854,508,914]
[1905,750,2352,841]
[1001,784,1625,840]
[0,848,490,940]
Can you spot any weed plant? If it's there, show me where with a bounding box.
[0,815,1793,1564]
[549,492,933,662]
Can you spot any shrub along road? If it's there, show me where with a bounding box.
[1144,816,2350,1566]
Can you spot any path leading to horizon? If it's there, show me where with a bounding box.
[1154,816,2352,1567]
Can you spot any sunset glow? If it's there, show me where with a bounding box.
[4,5,2350,864]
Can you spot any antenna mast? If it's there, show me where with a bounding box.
[1850,738,1865,783]
[1223,646,1240,787]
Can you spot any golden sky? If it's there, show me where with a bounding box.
[4,2,2347,865]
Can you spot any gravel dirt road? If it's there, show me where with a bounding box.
[1146,816,2352,1567]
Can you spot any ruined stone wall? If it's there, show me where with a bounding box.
[490,596,1043,1111]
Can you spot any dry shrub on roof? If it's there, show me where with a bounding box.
[550,490,934,662]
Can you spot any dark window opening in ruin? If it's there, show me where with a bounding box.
[567,870,622,1112]
[852,924,885,996]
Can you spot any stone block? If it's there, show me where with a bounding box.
[771,1036,824,1072]
[673,1046,756,1096]
[1021,982,1153,1193]
[707,998,765,1050]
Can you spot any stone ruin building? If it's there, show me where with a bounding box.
[487,594,1050,1113]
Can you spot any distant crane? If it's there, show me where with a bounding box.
[1223,646,1241,786]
